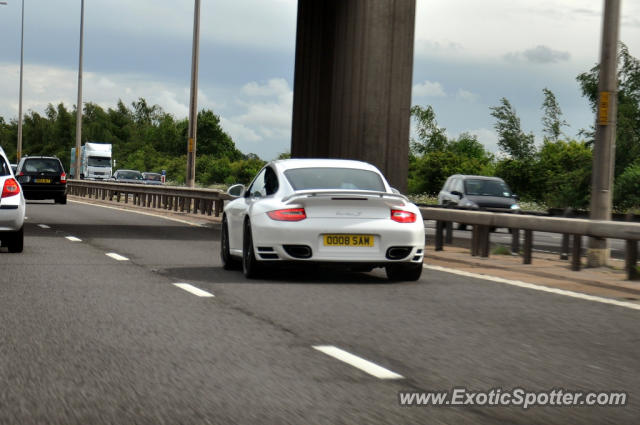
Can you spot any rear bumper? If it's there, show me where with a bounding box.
[22,184,66,199]
[250,215,425,263]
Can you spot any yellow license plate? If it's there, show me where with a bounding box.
[35,178,51,183]
[323,234,375,247]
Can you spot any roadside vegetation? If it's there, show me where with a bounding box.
[0,44,638,211]
[409,42,639,213]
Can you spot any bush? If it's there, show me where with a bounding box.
[614,163,640,211]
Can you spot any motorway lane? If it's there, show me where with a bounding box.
[1,200,638,424]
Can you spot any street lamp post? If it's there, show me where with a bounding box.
[185,0,201,188]
[587,0,621,267]
[17,0,24,162]
[74,0,84,179]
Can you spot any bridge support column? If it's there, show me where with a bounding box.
[291,0,416,192]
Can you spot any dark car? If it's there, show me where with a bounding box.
[113,169,144,184]
[16,156,67,204]
[438,175,519,210]
[142,172,163,185]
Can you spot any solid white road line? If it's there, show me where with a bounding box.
[38,224,51,229]
[173,283,215,298]
[424,264,640,312]
[69,199,204,227]
[106,252,129,261]
[65,236,82,242]
[312,345,404,380]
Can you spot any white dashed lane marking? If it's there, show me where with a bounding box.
[65,236,82,242]
[313,345,404,380]
[38,224,51,229]
[106,253,129,261]
[173,283,215,298]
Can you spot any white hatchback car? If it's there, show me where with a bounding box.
[221,159,425,281]
[0,147,25,252]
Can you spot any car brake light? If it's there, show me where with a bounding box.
[2,178,20,198]
[267,208,306,221]
[18,171,24,176]
[60,172,67,183]
[391,209,416,223]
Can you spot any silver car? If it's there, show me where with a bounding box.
[0,147,25,252]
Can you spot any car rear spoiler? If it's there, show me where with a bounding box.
[282,189,409,204]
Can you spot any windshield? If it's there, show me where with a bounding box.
[118,171,142,180]
[464,179,512,197]
[88,156,111,167]
[284,167,386,191]
[144,173,162,181]
[23,158,62,173]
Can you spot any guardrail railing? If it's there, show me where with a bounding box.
[67,180,231,218]
[419,206,640,281]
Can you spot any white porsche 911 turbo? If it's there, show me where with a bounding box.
[221,159,425,281]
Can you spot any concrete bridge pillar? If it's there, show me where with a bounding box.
[291,0,416,193]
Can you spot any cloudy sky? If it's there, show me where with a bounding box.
[0,0,639,160]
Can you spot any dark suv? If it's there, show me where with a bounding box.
[16,156,67,204]
[438,175,519,210]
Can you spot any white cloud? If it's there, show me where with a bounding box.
[241,79,290,97]
[0,63,195,119]
[456,89,479,102]
[412,80,446,98]
[225,78,293,147]
[468,128,500,153]
[504,45,571,64]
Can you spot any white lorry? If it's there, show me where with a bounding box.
[70,142,113,179]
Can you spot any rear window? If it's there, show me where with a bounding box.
[144,173,162,181]
[464,179,512,197]
[0,157,10,176]
[284,167,386,191]
[23,158,62,173]
[118,171,143,180]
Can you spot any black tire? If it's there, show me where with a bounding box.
[385,263,423,282]
[8,226,24,253]
[221,217,240,270]
[56,195,67,205]
[457,223,467,231]
[242,220,262,279]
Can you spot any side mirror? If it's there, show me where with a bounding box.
[227,184,245,198]
[451,190,463,198]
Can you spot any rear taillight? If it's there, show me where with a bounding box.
[60,172,67,183]
[18,171,24,176]
[391,209,416,223]
[2,178,20,198]
[267,208,307,221]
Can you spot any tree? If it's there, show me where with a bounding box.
[489,98,536,160]
[447,132,492,160]
[193,110,242,160]
[409,105,448,154]
[614,162,640,212]
[541,88,568,142]
[577,42,640,177]
[534,140,592,208]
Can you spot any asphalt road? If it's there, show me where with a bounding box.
[1,199,638,424]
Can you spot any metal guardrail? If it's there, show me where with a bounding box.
[419,206,640,281]
[67,180,232,217]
